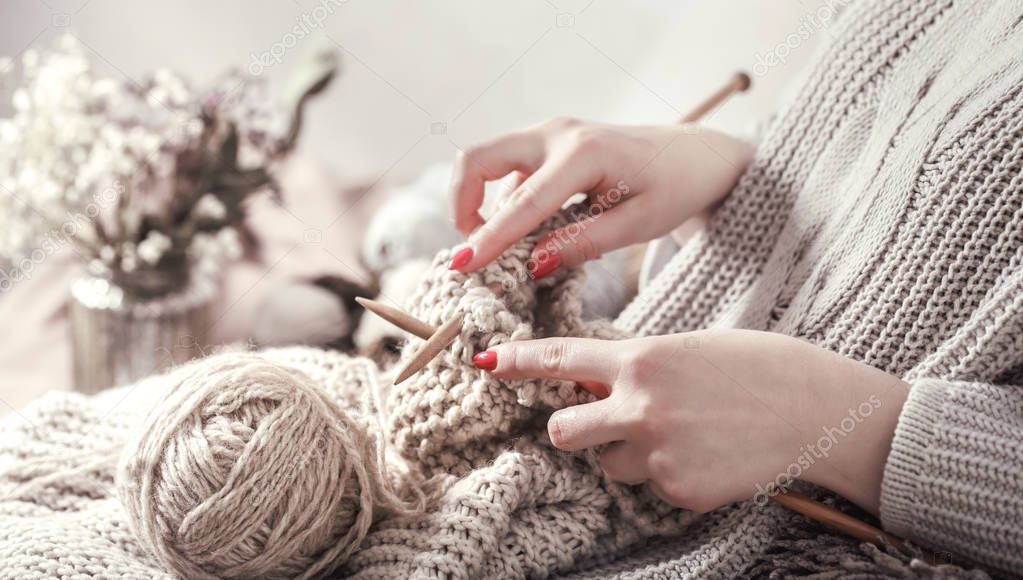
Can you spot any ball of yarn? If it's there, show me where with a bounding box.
[116,353,399,580]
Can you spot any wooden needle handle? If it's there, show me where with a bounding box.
[679,71,750,124]
[668,71,750,246]
[770,489,946,566]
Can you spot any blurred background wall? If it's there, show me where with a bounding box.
[1,0,834,183]
[0,0,841,410]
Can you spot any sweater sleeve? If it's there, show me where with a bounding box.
[880,377,1023,574]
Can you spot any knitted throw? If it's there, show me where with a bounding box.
[2,0,1023,577]
[0,223,713,579]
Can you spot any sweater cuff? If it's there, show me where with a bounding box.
[879,378,948,538]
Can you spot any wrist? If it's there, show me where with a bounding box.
[675,126,754,213]
[798,351,909,513]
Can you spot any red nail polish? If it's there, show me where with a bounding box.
[448,246,474,270]
[473,350,497,371]
[529,252,560,279]
[579,380,610,398]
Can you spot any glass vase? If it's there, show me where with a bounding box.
[69,262,216,394]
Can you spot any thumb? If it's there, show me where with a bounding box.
[528,199,647,278]
[548,397,627,450]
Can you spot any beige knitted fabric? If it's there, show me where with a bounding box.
[617,0,1023,575]
[2,0,1023,576]
[0,224,717,579]
[336,219,709,578]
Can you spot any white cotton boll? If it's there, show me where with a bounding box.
[146,89,167,109]
[57,34,78,52]
[121,251,138,273]
[361,163,461,274]
[153,68,175,85]
[252,281,351,347]
[189,227,242,277]
[0,121,14,144]
[19,166,37,188]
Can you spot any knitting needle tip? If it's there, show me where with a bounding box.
[355,296,437,340]
[393,312,465,385]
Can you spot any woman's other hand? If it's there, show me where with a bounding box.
[473,330,910,514]
[447,118,754,276]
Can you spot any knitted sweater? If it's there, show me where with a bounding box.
[1,0,1022,577]
[619,0,1023,574]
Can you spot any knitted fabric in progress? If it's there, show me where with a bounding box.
[112,216,698,579]
[2,0,1023,577]
[343,219,700,578]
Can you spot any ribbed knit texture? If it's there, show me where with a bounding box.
[1,0,1022,577]
[618,0,1023,575]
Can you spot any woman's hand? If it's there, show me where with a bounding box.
[473,330,910,513]
[447,118,753,276]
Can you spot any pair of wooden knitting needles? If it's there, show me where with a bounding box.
[355,297,465,385]
[355,73,944,566]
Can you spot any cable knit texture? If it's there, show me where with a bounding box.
[1,0,1022,577]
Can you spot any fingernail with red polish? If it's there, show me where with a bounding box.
[448,246,474,270]
[473,350,497,371]
[529,252,560,279]
[579,381,610,398]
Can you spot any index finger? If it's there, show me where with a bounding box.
[449,132,542,236]
[455,161,602,272]
[485,337,624,386]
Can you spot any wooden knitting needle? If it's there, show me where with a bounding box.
[355,297,436,340]
[771,489,945,566]
[669,72,750,245]
[393,312,464,385]
[355,297,466,384]
[679,71,750,123]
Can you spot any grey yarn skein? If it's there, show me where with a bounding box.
[117,353,409,580]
